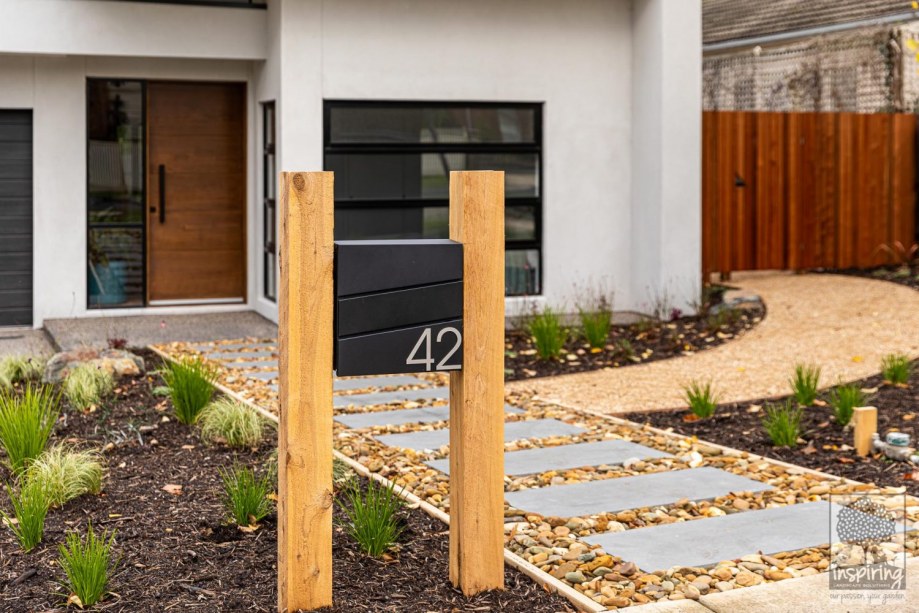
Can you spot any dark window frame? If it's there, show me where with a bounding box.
[86,78,147,310]
[323,100,544,296]
[262,101,277,302]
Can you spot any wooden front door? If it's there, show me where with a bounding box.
[147,82,246,303]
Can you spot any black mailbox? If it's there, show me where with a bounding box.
[334,239,464,376]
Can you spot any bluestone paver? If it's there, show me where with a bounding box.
[208,350,276,360]
[223,359,279,370]
[335,404,523,428]
[375,418,584,451]
[192,342,276,352]
[334,375,423,391]
[583,501,892,572]
[504,467,771,518]
[425,439,670,476]
[245,371,279,382]
[333,387,449,408]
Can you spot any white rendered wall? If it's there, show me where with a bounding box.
[631,0,702,313]
[0,0,266,60]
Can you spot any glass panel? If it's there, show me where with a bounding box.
[329,106,536,144]
[506,206,536,241]
[87,80,145,308]
[335,207,449,240]
[327,152,538,201]
[506,249,540,296]
[88,228,144,308]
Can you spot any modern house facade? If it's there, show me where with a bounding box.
[0,0,701,329]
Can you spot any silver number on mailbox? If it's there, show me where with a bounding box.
[406,326,462,371]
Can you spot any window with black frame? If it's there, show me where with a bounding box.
[262,101,277,302]
[324,102,542,296]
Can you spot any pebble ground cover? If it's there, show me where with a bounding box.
[153,340,919,610]
[0,351,570,611]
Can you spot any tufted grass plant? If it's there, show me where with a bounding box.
[58,523,118,608]
[0,384,60,474]
[684,379,719,419]
[2,478,49,552]
[828,383,865,427]
[26,445,103,508]
[528,307,567,360]
[881,354,911,386]
[198,397,266,448]
[789,363,821,406]
[158,357,217,425]
[0,356,45,389]
[337,479,404,557]
[575,290,613,350]
[763,401,803,448]
[63,364,114,411]
[220,464,273,527]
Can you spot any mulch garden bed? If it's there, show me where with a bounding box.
[505,301,764,381]
[0,350,571,612]
[625,364,919,497]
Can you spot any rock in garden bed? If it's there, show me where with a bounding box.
[0,350,571,612]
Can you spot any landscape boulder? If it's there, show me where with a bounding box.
[43,348,145,383]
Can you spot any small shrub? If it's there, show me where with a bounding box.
[333,457,355,486]
[616,338,636,360]
[106,337,127,350]
[158,357,217,424]
[26,445,103,508]
[63,364,114,411]
[828,384,865,427]
[337,479,404,557]
[706,307,741,332]
[763,401,803,447]
[58,523,118,608]
[528,307,566,360]
[575,288,613,350]
[199,398,266,448]
[2,479,49,551]
[684,380,719,419]
[0,384,60,474]
[789,363,821,406]
[0,356,45,388]
[221,464,273,526]
[881,354,911,386]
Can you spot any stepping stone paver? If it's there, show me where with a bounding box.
[192,342,276,352]
[425,439,670,476]
[224,360,279,370]
[207,350,276,360]
[582,501,906,572]
[245,371,278,382]
[504,467,771,517]
[375,418,584,451]
[334,375,423,392]
[335,404,523,428]
[334,387,449,408]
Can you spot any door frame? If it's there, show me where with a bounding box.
[85,77,248,310]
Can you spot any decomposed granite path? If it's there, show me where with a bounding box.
[511,271,919,414]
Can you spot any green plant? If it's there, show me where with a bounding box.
[25,445,103,508]
[2,478,49,551]
[337,479,404,557]
[828,383,865,427]
[198,397,266,448]
[616,338,636,360]
[762,401,803,447]
[333,457,355,486]
[158,357,217,424]
[684,380,719,419]
[0,356,45,389]
[58,523,118,608]
[528,307,567,360]
[63,364,114,411]
[789,363,821,406]
[577,297,613,350]
[220,464,273,526]
[0,384,60,474]
[881,353,911,386]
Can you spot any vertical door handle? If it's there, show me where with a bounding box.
[158,164,166,224]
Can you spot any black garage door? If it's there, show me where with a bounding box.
[0,110,32,326]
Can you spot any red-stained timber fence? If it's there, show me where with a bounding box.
[703,111,917,277]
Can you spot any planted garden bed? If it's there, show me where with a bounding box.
[824,262,919,292]
[625,358,919,496]
[505,302,763,381]
[0,351,570,611]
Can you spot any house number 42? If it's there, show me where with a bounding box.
[406,327,462,371]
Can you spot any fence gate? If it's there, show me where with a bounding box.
[702,111,917,277]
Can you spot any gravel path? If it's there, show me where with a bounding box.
[509,272,919,414]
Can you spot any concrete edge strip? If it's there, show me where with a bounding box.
[149,345,603,613]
